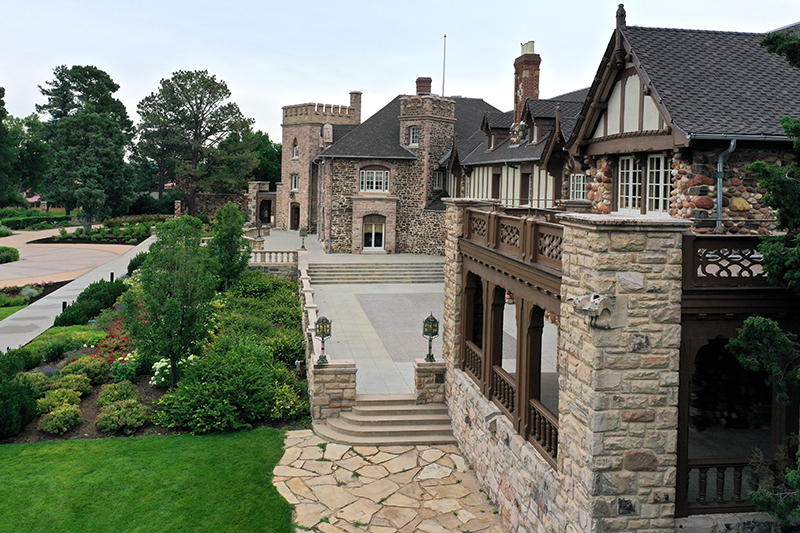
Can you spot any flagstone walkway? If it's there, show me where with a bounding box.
[276,430,505,533]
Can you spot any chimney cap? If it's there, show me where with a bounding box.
[520,41,535,55]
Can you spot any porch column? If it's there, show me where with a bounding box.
[557,213,690,533]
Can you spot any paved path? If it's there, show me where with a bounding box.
[263,230,445,395]
[276,430,504,533]
[0,235,155,351]
[0,228,134,287]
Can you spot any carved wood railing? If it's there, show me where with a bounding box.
[679,458,757,516]
[528,398,558,468]
[491,365,516,420]
[464,208,564,272]
[463,341,483,385]
[682,235,769,288]
[250,250,298,264]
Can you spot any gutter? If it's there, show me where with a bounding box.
[715,139,737,232]
[687,133,788,142]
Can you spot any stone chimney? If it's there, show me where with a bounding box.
[349,91,362,124]
[416,77,433,95]
[514,41,541,123]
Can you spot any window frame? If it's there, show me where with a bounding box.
[617,156,643,215]
[292,141,299,159]
[291,173,299,191]
[359,169,390,193]
[409,126,420,147]
[432,171,445,191]
[646,154,671,214]
[569,174,590,201]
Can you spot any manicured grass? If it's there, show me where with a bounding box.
[0,305,25,322]
[0,427,293,533]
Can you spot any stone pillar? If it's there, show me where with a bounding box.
[556,213,690,533]
[174,200,182,218]
[414,359,446,404]
[309,361,357,420]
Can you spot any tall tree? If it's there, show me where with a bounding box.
[208,202,250,290]
[199,130,259,194]
[125,217,216,388]
[0,87,25,207]
[726,30,800,522]
[6,114,52,199]
[136,70,253,214]
[250,131,282,185]
[37,65,133,220]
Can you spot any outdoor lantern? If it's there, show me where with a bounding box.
[256,219,262,238]
[315,316,331,364]
[423,313,439,362]
[300,227,308,249]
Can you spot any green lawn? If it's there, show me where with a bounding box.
[0,427,293,533]
[0,305,25,322]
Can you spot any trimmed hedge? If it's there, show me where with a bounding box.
[54,279,128,327]
[0,247,19,264]
[0,378,36,438]
[0,215,71,230]
[61,356,110,385]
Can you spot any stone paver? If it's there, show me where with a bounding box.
[277,430,504,533]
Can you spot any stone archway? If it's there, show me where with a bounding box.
[290,203,300,230]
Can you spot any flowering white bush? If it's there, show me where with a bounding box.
[149,355,198,387]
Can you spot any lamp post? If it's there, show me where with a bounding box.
[300,227,308,249]
[256,219,262,238]
[423,313,439,363]
[315,316,331,364]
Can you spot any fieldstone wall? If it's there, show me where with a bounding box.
[413,359,446,404]
[580,147,788,234]
[193,192,247,218]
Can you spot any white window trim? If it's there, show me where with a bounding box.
[432,171,444,191]
[291,174,299,191]
[617,156,642,215]
[292,143,299,159]
[646,154,670,214]
[359,169,390,193]
[616,154,672,216]
[569,174,590,201]
[409,126,420,147]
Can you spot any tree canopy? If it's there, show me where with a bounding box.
[136,70,254,213]
[38,65,133,220]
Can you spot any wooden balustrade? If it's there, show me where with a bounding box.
[681,458,756,515]
[250,250,298,264]
[491,365,516,418]
[463,341,483,384]
[464,208,564,271]
[682,234,768,288]
[528,398,558,467]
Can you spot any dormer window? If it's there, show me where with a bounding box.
[532,123,538,143]
[292,139,299,159]
[432,171,445,191]
[409,126,420,147]
[490,134,495,150]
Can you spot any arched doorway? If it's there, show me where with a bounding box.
[290,203,300,230]
[363,214,385,251]
[259,199,271,224]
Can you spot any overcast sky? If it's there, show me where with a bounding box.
[2,0,797,143]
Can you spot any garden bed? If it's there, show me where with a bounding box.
[29,235,149,245]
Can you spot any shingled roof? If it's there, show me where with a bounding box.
[621,25,800,138]
[318,95,499,159]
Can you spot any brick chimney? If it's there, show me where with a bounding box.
[416,77,432,95]
[514,41,541,123]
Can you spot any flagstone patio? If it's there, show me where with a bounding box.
[276,430,506,533]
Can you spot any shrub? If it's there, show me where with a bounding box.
[228,269,295,299]
[0,351,26,381]
[38,404,81,435]
[110,352,139,382]
[54,279,128,327]
[4,346,42,371]
[156,340,307,434]
[0,293,26,307]
[0,246,20,264]
[0,378,36,437]
[16,371,53,398]
[52,374,92,396]
[41,337,84,363]
[127,252,149,276]
[97,380,138,407]
[0,226,12,238]
[0,215,71,230]
[127,194,160,216]
[36,388,81,415]
[61,356,109,385]
[149,357,196,388]
[264,329,305,369]
[95,399,150,435]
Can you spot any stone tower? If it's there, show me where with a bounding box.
[277,92,361,231]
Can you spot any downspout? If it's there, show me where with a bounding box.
[715,139,737,232]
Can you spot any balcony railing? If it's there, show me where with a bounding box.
[465,208,564,271]
[464,341,484,383]
[529,398,559,467]
[680,458,757,516]
[491,365,516,418]
[682,235,768,288]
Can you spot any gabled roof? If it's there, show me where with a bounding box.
[483,111,513,130]
[622,25,800,138]
[461,134,548,166]
[571,22,800,147]
[318,95,499,160]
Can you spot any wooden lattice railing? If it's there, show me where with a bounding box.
[465,208,563,271]
[529,399,558,467]
[682,235,768,288]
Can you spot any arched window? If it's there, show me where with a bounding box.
[292,139,299,159]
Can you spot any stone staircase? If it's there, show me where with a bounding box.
[313,394,457,445]
[307,262,444,284]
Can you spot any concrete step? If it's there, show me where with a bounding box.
[313,395,456,445]
[307,262,445,285]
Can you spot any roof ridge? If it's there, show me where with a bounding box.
[624,25,765,37]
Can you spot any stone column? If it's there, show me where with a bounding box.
[556,213,690,533]
[414,359,446,404]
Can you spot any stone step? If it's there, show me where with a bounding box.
[313,421,457,446]
[307,262,445,285]
[327,418,454,438]
[354,394,417,406]
[340,411,451,427]
[351,404,449,417]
